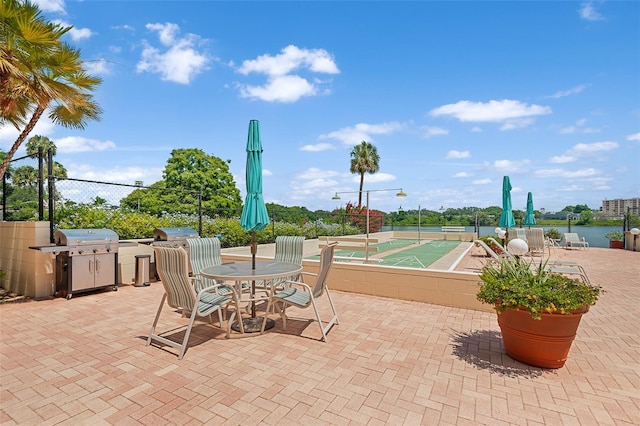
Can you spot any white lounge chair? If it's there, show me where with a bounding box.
[562,233,589,250]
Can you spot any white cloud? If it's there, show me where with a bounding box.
[235,45,339,103]
[429,99,551,130]
[453,172,472,178]
[238,75,316,103]
[83,59,111,75]
[548,141,616,164]
[238,45,339,77]
[446,150,470,159]
[319,122,405,145]
[549,155,576,164]
[53,20,93,41]
[579,2,604,21]
[33,0,66,13]
[300,143,335,152]
[55,136,116,153]
[263,169,272,177]
[558,117,600,134]
[573,141,618,153]
[470,126,482,133]
[494,159,530,173]
[422,126,448,138]
[297,168,341,180]
[136,23,211,84]
[351,172,396,184]
[472,178,492,185]
[626,132,640,141]
[0,116,56,148]
[546,84,589,99]
[535,168,598,178]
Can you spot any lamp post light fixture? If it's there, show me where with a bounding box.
[631,228,640,252]
[331,188,407,239]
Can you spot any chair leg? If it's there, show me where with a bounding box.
[178,309,199,360]
[260,297,274,334]
[147,294,167,346]
[309,296,327,342]
[325,288,339,326]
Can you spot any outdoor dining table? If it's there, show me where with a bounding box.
[201,261,303,333]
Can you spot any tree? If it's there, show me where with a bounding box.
[349,141,380,207]
[25,135,67,178]
[0,0,102,180]
[121,149,242,216]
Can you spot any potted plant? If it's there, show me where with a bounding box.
[605,231,624,249]
[476,258,601,368]
[544,228,561,242]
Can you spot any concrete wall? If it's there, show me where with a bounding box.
[219,252,491,313]
[0,221,54,298]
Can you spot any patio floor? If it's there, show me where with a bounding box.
[1,247,639,425]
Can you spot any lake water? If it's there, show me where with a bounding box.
[381,225,627,248]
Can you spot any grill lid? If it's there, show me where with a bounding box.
[54,229,119,246]
[153,227,199,241]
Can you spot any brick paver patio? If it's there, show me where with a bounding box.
[1,247,639,425]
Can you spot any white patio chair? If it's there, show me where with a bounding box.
[261,242,339,341]
[148,246,238,359]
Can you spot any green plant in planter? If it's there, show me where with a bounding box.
[477,258,601,319]
[544,228,561,241]
[605,231,624,242]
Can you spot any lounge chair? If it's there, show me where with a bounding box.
[526,228,547,256]
[511,228,527,242]
[474,239,510,262]
[562,233,590,250]
[148,246,237,359]
[261,242,339,341]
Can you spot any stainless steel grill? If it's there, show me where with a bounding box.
[152,227,200,248]
[152,227,199,276]
[54,229,119,299]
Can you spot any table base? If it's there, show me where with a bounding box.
[232,317,275,333]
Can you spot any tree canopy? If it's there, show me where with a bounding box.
[349,141,380,207]
[0,0,102,179]
[121,148,242,216]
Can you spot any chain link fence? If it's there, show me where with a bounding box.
[1,151,385,245]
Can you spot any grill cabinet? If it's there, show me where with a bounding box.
[54,229,119,299]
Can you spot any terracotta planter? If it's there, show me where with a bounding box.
[497,306,588,369]
[609,240,624,249]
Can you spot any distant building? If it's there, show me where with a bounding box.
[601,198,640,217]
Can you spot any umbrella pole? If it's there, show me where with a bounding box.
[251,231,257,318]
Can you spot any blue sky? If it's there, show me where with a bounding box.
[1,0,639,213]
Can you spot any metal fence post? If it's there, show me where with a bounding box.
[38,147,44,220]
[198,187,202,236]
[48,150,54,243]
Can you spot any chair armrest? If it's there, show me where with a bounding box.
[282,279,313,293]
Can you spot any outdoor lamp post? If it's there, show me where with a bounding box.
[631,228,640,252]
[332,188,407,238]
[507,238,529,258]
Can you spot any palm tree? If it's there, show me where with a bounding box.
[349,141,380,207]
[0,0,102,180]
[11,165,37,188]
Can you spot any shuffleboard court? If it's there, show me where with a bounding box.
[378,240,460,268]
[307,239,460,269]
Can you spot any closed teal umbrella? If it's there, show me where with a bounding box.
[239,119,271,331]
[499,176,515,238]
[523,192,536,227]
[240,119,269,240]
